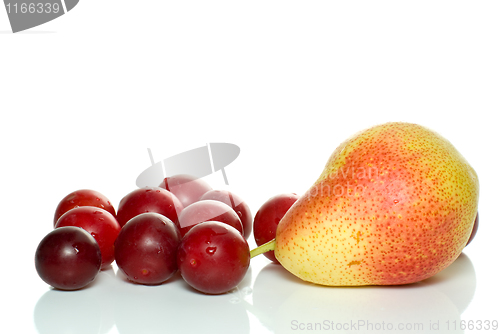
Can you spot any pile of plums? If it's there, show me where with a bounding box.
[35,174,300,294]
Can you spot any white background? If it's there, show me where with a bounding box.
[1,1,499,333]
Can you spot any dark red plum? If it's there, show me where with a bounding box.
[116,187,183,228]
[253,193,299,263]
[114,213,181,285]
[159,174,212,208]
[35,226,102,290]
[177,221,250,294]
[465,212,479,247]
[55,206,121,267]
[199,190,252,239]
[54,189,116,226]
[178,200,243,237]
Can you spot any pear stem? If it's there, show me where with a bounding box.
[250,239,276,259]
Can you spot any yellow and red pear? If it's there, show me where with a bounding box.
[273,122,479,286]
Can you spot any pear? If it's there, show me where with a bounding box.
[252,122,479,286]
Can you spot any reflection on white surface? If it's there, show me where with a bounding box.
[33,253,475,334]
[34,265,254,334]
[250,253,475,334]
[34,268,116,334]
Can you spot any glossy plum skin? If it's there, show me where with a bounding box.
[253,193,300,263]
[114,213,181,285]
[159,174,212,208]
[116,187,183,228]
[55,207,121,268]
[53,189,116,226]
[466,212,479,247]
[35,226,102,290]
[177,221,250,295]
[178,200,243,238]
[199,190,253,239]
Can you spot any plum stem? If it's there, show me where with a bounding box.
[250,239,276,258]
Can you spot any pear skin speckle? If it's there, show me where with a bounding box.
[275,122,479,286]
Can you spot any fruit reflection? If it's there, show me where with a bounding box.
[249,253,475,334]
